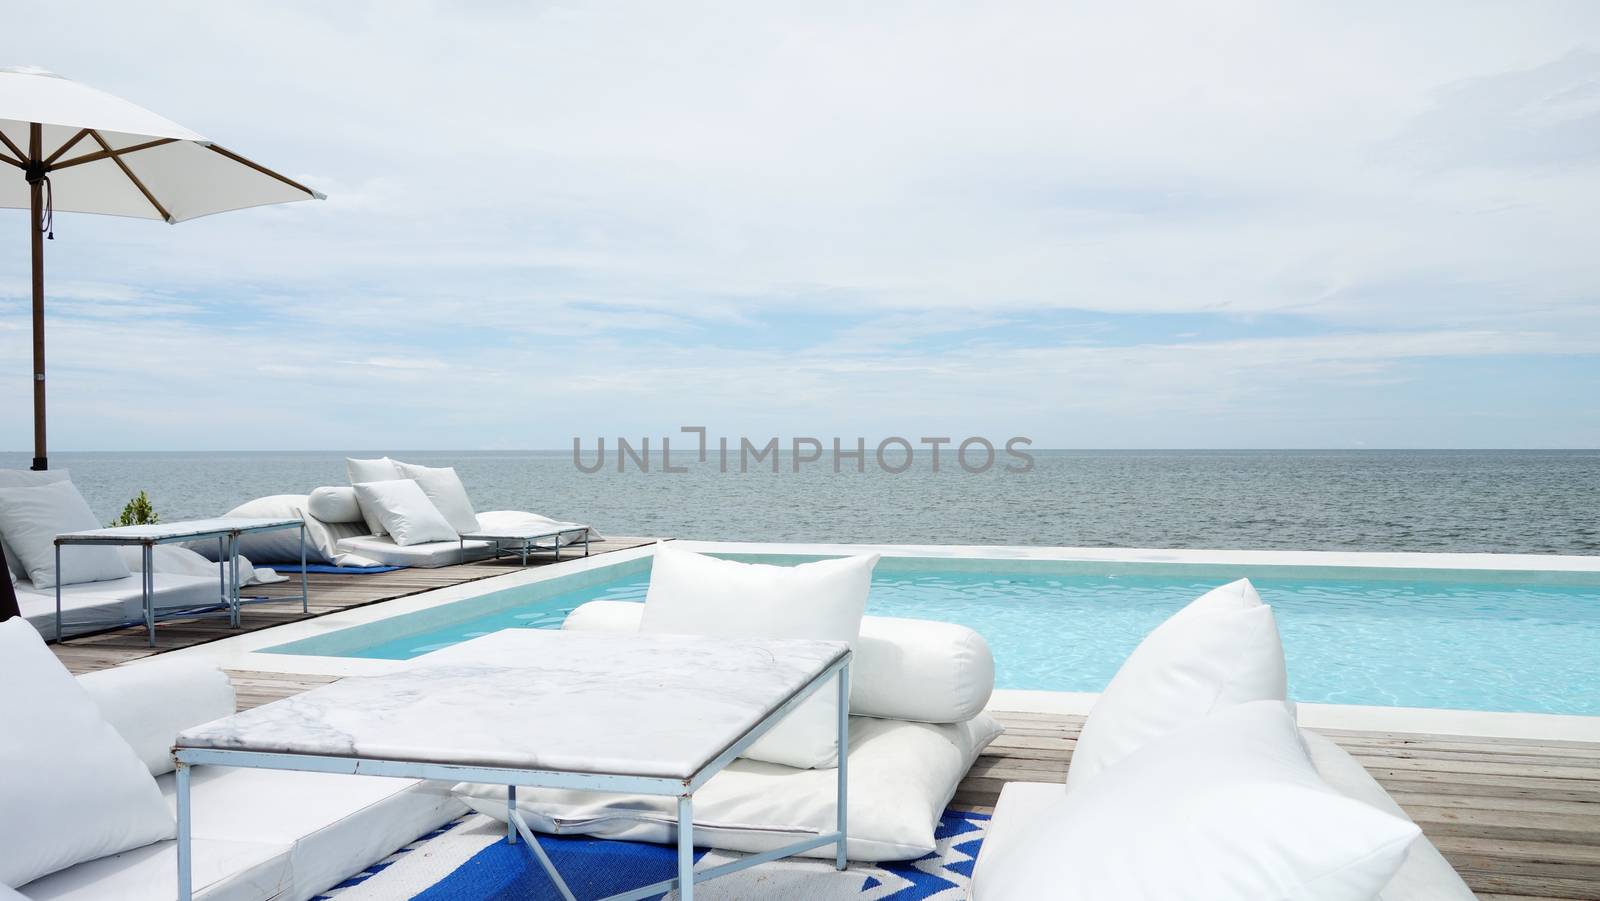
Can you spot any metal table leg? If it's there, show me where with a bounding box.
[53,543,62,643]
[299,523,309,614]
[679,794,696,901]
[836,661,850,870]
[228,534,242,628]
[217,536,228,612]
[144,543,156,646]
[511,806,577,901]
[176,762,192,901]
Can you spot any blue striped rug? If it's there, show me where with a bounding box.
[317,809,987,900]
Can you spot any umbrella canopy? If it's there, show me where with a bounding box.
[0,66,322,469]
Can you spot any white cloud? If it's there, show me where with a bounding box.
[1,0,1597,448]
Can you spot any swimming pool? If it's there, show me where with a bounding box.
[264,555,1600,716]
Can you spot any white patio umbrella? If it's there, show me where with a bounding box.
[0,66,323,470]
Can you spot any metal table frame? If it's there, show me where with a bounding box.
[52,519,308,646]
[174,652,851,901]
[457,526,591,565]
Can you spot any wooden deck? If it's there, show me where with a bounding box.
[51,550,1600,900]
[48,536,656,675]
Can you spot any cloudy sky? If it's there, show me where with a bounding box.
[3,1,1598,450]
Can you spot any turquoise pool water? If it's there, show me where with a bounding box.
[265,559,1600,716]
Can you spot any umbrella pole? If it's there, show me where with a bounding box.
[28,122,46,472]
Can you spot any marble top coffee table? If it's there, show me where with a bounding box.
[173,629,852,901]
[53,516,308,645]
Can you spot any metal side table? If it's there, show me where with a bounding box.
[53,516,308,645]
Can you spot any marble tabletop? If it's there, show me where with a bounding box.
[176,629,848,780]
[57,516,303,543]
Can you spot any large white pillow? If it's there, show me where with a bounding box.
[979,700,1420,901]
[0,480,130,589]
[566,601,994,724]
[0,468,71,581]
[353,479,458,546]
[394,461,480,534]
[0,618,175,887]
[1300,730,1478,900]
[456,713,1002,862]
[1065,577,1286,791]
[346,457,401,535]
[78,659,237,777]
[640,546,878,768]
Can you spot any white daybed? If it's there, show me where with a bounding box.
[0,469,280,640]
[209,496,593,569]
[451,595,1003,863]
[15,573,223,641]
[13,649,465,901]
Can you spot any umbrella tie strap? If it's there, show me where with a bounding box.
[24,163,54,240]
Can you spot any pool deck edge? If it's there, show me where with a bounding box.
[989,689,1600,743]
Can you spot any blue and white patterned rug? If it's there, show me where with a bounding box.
[316,809,987,900]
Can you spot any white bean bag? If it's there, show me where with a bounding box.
[974,701,1418,901]
[1066,578,1286,791]
[1300,730,1477,900]
[972,731,1475,901]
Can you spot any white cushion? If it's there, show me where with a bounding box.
[1300,730,1477,900]
[155,767,463,901]
[18,836,289,901]
[0,468,71,581]
[345,457,401,534]
[78,660,237,777]
[307,486,363,524]
[335,534,492,568]
[393,462,480,534]
[117,544,274,590]
[0,617,174,888]
[457,713,1001,862]
[977,700,1420,901]
[190,495,311,565]
[20,767,464,901]
[352,480,457,547]
[969,780,1063,897]
[1065,577,1285,791]
[640,546,878,768]
[194,495,367,567]
[567,601,994,724]
[17,573,229,641]
[0,480,130,589]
